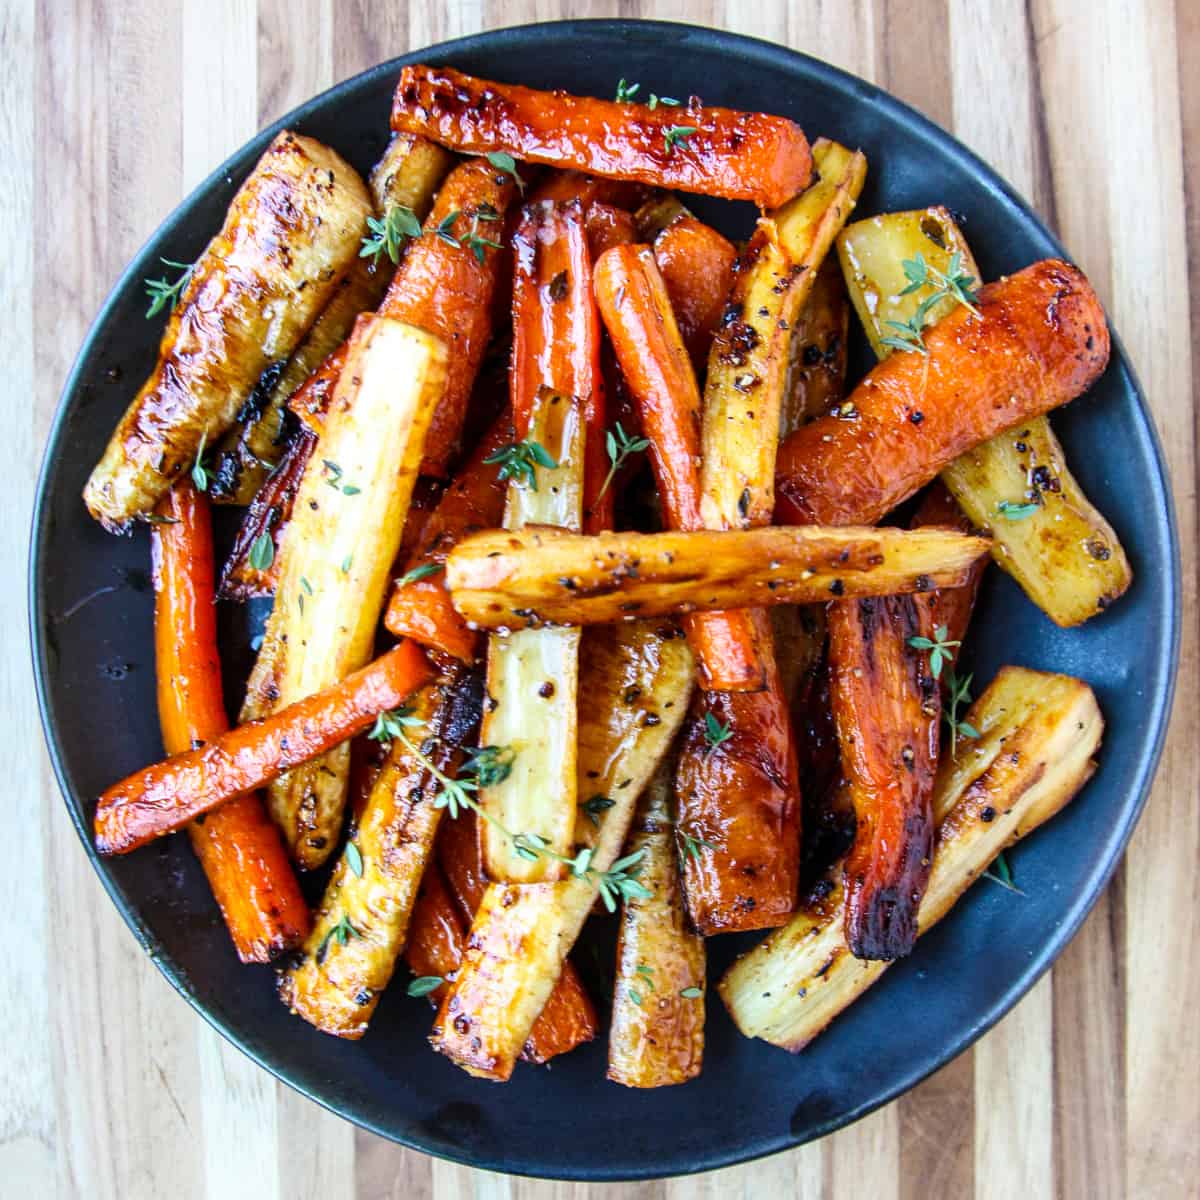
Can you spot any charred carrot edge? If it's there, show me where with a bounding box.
[391,65,812,209]
[407,813,598,1061]
[377,157,516,476]
[774,259,1111,527]
[652,215,737,369]
[287,339,349,433]
[95,640,433,855]
[219,425,317,601]
[383,408,514,662]
[674,608,802,934]
[153,483,310,961]
[510,200,610,531]
[593,243,766,692]
[828,594,939,960]
[911,481,987,651]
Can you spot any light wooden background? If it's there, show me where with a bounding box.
[5,1,1196,1196]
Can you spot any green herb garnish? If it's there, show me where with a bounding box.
[434,210,462,246]
[614,78,640,102]
[486,151,525,194]
[581,795,616,827]
[663,125,698,155]
[997,499,1040,521]
[679,986,703,999]
[407,975,444,998]
[648,94,680,110]
[983,850,1024,895]
[316,914,361,963]
[907,623,960,681]
[703,711,733,754]
[143,258,193,318]
[679,832,717,863]
[248,530,275,571]
[597,422,650,501]
[360,204,422,264]
[345,842,363,878]
[484,438,558,491]
[943,667,980,759]
[395,561,444,589]
[191,431,210,493]
[880,251,980,354]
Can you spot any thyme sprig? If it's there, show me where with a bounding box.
[907,623,961,681]
[360,203,422,264]
[394,561,444,590]
[983,850,1024,895]
[596,422,650,501]
[368,709,649,911]
[880,251,980,355]
[663,125,698,155]
[943,666,980,758]
[703,711,733,754]
[484,437,558,490]
[486,151,526,195]
[143,258,193,318]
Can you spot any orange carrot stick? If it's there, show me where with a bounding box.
[391,65,812,209]
[510,200,611,531]
[383,408,514,662]
[652,215,737,368]
[585,202,637,259]
[153,483,310,961]
[593,243,766,692]
[774,259,1110,526]
[96,640,433,855]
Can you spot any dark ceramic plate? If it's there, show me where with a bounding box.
[31,18,1179,1182]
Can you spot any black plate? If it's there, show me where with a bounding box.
[30,19,1179,1182]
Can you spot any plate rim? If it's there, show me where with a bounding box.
[28,17,1182,1182]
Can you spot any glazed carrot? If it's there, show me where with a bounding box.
[652,215,737,368]
[828,593,939,959]
[593,243,766,692]
[911,481,987,651]
[510,201,610,531]
[404,863,466,1005]
[391,65,812,209]
[674,608,802,935]
[531,169,647,210]
[774,259,1111,526]
[383,408,514,662]
[153,483,309,962]
[418,811,598,1063]
[586,202,637,259]
[379,157,514,475]
[287,339,348,433]
[95,641,433,855]
[219,425,317,600]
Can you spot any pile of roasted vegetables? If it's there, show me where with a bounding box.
[86,65,1127,1086]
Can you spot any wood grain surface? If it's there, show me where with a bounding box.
[6,1,1197,1196]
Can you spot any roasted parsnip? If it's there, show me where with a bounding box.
[838,208,1130,625]
[446,524,991,627]
[391,65,813,208]
[250,317,448,868]
[431,621,695,1080]
[608,754,706,1089]
[94,641,433,856]
[278,671,479,1037]
[84,132,373,530]
[719,667,1102,1049]
[479,389,584,882]
[775,259,1111,526]
[780,256,849,434]
[701,139,866,529]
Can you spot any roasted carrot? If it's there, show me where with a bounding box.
[95,640,433,856]
[828,593,940,959]
[383,408,514,662]
[391,65,812,209]
[417,810,598,1063]
[219,425,317,600]
[531,169,647,211]
[287,339,348,433]
[593,243,766,692]
[674,608,802,934]
[585,202,637,258]
[152,483,309,962]
[404,863,462,1005]
[379,157,514,475]
[774,259,1111,526]
[911,481,987,651]
[652,215,737,368]
[510,201,610,530]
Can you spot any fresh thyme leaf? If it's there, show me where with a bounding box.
[341,484,361,496]
[680,832,717,863]
[484,438,559,491]
[663,125,698,155]
[468,231,503,265]
[340,554,353,574]
[345,841,363,877]
[395,561,444,589]
[407,975,443,998]
[997,499,1040,521]
[679,986,703,999]
[581,794,616,827]
[142,513,180,525]
[597,421,650,501]
[191,431,210,493]
[463,744,516,788]
[485,151,525,194]
[881,316,929,356]
[614,78,640,102]
[434,210,462,247]
[360,204,422,264]
[907,624,960,681]
[316,914,361,963]
[881,253,981,354]
[248,530,275,571]
[703,711,733,753]
[367,705,424,744]
[635,963,656,991]
[943,667,981,758]
[322,459,343,486]
[143,258,193,318]
[983,850,1024,895]
[299,576,313,596]
[629,987,643,1006]
[648,94,680,109]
